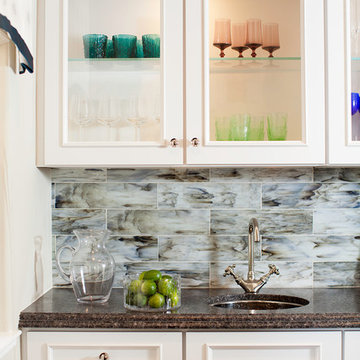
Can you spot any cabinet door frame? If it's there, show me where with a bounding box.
[186,331,342,360]
[185,0,325,165]
[344,331,360,360]
[26,331,182,360]
[37,0,183,167]
[326,0,360,165]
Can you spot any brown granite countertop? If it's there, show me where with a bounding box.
[19,288,360,330]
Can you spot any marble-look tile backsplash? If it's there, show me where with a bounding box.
[52,167,360,288]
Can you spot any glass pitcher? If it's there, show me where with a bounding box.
[56,229,115,303]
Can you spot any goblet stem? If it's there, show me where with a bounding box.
[79,126,84,142]
[106,125,112,141]
[213,43,231,58]
[262,46,280,58]
[232,46,248,58]
[246,43,262,58]
[135,125,140,141]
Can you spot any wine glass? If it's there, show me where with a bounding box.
[97,97,120,140]
[231,23,248,58]
[213,19,232,58]
[351,0,360,57]
[151,94,161,123]
[245,19,263,58]
[70,95,92,141]
[262,23,280,58]
[127,97,148,141]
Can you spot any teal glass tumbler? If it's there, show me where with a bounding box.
[267,113,288,140]
[83,34,108,58]
[136,39,144,58]
[142,34,160,58]
[105,39,115,58]
[112,35,137,58]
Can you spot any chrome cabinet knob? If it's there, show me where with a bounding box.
[99,353,109,360]
[169,138,179,147]
[191,137,200,147]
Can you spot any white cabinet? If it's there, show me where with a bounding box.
[26,330,358,360]
[26,332,182,360]
[326,0,360,164]
[37,0,183,166]
[37,0,328,166]
[344,331,360,360]
[185,0,325,165]
[186,331,342,360]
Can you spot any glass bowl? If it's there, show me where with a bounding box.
[123,271,181,312]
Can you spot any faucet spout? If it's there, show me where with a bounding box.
[248,218,259,281]
[223,218,280,293]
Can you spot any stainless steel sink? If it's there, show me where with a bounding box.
[208,293,309,310]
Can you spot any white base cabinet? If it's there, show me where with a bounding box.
[26,332,182,360]
[186,331,342,360]
[26,330,360,360]
[344,331,360,360]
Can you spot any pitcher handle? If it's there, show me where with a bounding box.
[55,245,75,283]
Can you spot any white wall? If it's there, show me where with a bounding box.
[0,0,34,50]
[0,339,20,360]
[0,0,52,349]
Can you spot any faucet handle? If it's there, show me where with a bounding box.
[223,264,236,277]
[258,264,280,286]
[268,264,280,276]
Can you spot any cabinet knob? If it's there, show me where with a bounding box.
[191,137,200,147]
[169,138,179,147]
[99,353,109,360]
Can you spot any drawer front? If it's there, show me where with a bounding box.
[186,331,342,360]
[27,332,182,360]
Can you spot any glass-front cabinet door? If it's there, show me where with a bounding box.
[186,0,325,165]
[37,0,183,166]
[327,0,360,164]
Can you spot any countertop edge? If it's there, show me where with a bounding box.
[18,312,360,330]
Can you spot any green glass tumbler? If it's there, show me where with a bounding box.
[142,34,160,58]
[136,39,144,58]
[112,34,137,58]
[229,114,250,141]
[105,39,115,58]
[248,116,265,141]
[83,34,108,58]
[215,116,231,141]
[267,113,288,140]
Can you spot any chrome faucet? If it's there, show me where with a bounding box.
[223,218,279,293]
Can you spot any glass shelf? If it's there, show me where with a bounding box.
[210,57,301,60]
[68,58,160,72]
[210,57,301,74]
